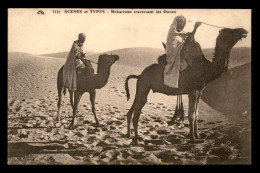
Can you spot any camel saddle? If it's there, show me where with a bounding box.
[158,40,205,71]
[75,52,95,75]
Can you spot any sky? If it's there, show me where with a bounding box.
[8,8,251,55]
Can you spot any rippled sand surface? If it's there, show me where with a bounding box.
[8,54,251,165]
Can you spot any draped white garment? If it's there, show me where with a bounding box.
[164,20,187,88]
[63,41,83,91]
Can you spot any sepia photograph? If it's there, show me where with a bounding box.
[8,8,251,165]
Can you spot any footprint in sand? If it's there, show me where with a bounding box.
[107,120,123,126]
[101,126,109,131]
[206,132,225,140]
[83,120,91,124]
[207,122,216,125]
[116,117,125,121]
[197,119,205,123]
[144,139,165,145]
[157,129,171,135]
[151,134,159,139]
[109,111,115,115]
[87,127,101,134]
[109,125,117,130]
[153,119,162,123]
[166,134,186,145]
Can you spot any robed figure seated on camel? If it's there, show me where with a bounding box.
[157,20,211,125]
[159,18,210,74]
[125,22,248,144]
[56,53,119,129]
[57,33,120,129]
[63,33,88,92]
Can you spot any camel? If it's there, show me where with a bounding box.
[56,54,119,129]
[124,28,248,144]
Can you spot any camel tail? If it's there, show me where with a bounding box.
[125,75,140,101]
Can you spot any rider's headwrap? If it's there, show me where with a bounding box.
[173,15,186,31]
[78,33,86,40]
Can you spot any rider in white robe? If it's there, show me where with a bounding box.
[63,33,86,91]
[164,16,202,88]
[164,15,187,88]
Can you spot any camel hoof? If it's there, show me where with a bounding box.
[167,120,175,126]
[137,136,144,141]
[95,122,100,127]
[55,117,60,122]
[195,139,205,143]
[195,134,201,139]
[190,136,196,143]
[121,133,130,138]
[190,139,196,144]
[67,123,76,130]
[126,133,131,138]
[130,138,139,146]
[69,126,75,130]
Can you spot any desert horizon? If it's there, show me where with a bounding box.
[9,45,251,57]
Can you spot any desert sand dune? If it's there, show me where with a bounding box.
[202,47,251,68]
[87,47,165,68]
[202,63,251,116]
[85,47,251,68]
[8,49,251,165]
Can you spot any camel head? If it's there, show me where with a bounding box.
[213,28,248,72]
[97,54,120,73]
[216,28,248,50]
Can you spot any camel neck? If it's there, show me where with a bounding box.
[207,46,232,82]
[95,64,111,89]
[214,46,231,61]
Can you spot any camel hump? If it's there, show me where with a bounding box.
[180,40,204,67]
[181,40,204,59]
[158,40,205,68]
[84,60,95,76]
[157,54,167,65]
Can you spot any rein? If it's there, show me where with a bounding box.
[81,56,98,64]
[188,20,228,29]
[88,59,98,64]
[200,22,226,29]
[83,53,115,65]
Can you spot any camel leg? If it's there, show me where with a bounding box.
[126,103,135,138]
[89,90,100,127]
[68,90,82,130]
[194,93,202,139]
[69,90,74,109]
[132,99,147,145]
[132,84,150,145]
[172,95,180,122]
[180,95,185,122]
[56,87,63,121]
[188,91,197,142]
[176,95,181,121]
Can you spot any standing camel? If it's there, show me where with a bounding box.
[56,54,119,129]
[125,28,248,144]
